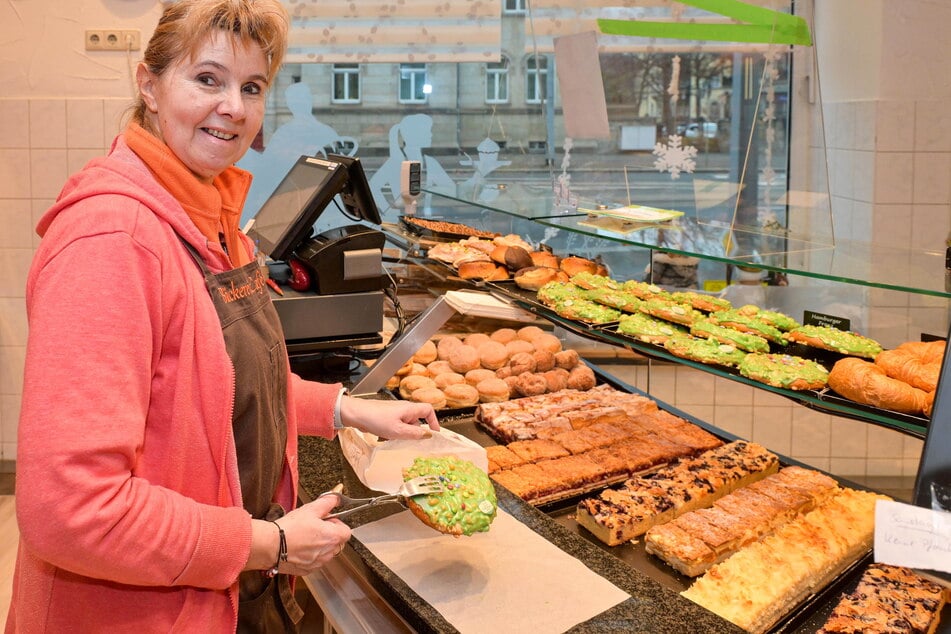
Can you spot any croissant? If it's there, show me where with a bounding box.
[829,357,930,415]
[874,340,945,392]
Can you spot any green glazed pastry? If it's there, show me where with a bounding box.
[710,309,787,344]
[618,312,687,343]
[640,298,706,326]
[670,291,732,314]
[783,325,883,359]
[736,304,800,331]
[690,319,771,353]
[664,334,747,367]
[584,287,645,313]
[536,281,582,307]
[569,271,619,290]
[553,297,622,324]
[403,456,497,536]
[738,353,829,390]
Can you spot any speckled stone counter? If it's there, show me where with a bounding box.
[296,432,743,634]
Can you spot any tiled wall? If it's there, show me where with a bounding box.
[0,98,129,463]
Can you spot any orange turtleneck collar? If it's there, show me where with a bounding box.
[124,121,253,268]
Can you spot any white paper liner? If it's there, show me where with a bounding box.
[338,426,488,493]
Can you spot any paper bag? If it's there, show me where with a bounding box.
[338,427,488,493]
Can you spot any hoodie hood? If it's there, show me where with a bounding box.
[36,134,250,272]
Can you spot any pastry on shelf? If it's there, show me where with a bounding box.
[783,324,883,359]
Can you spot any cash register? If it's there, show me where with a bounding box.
[246,154,387,354]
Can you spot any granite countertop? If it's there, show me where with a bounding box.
[296,433,742,634]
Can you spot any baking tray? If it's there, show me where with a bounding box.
[399,215,499,241]
[444,409,918,634]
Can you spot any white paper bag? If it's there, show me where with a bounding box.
[338,427,488,493]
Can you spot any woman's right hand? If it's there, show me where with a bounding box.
[245,496,351,575]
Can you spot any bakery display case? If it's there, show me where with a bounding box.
[344,183,950,632]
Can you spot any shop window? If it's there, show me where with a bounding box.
[485,58,509,104]
[526,55,548,104]
[399,63,429,104]
[331,64,360,104]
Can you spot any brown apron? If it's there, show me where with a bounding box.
[180,240,304,633]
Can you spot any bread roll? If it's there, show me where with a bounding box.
[444,383,480,408]
[478,341,509,370]
[458,260,509,280]
[489,327,518,344]
[829,357,930,415]
[448,344,480,373]
[399,375,436,400]
[560,256,598,277]
[530,250,560,269]
[476,377,510,402]
[412,339,437,365]
[513,266,560,291]
[411,386,447,409]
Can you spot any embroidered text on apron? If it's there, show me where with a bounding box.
[180,240,304,632]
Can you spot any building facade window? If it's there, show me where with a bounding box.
[485,58,509,104]
[399,63,428,103]
[526,55,548,104]
[503,0,526,14]
[332,64,360,104]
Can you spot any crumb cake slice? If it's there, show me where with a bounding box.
[575,441,778,546]
[645,466,839,576]
[682,488,891,634]
[818,563,947,634]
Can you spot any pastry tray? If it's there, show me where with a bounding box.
[399,215,499,241]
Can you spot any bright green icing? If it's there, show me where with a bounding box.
[640,298,705,326]
[711,310,786,344]
[670,291,732,313]
[786,325,882,358]
[554,297,622,323]
[618,312,687,341]
[404,456,497,536]
[584,288,645,313]
[664,334,747,367]
[690,319,770,353]
[738,353,829,388]
[620,279,670,301]
[737,305,800,331]
[569,272,619,290]
[537,281,582,306]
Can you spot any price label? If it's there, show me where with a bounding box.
[803,310,850,331]
[874,500,951,574]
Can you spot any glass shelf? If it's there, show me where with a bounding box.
[424,186,950,299]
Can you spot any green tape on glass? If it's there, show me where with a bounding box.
[597,0,812,47]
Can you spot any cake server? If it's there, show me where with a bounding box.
[320,476,444,519]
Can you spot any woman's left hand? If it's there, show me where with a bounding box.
[338,395,440,439]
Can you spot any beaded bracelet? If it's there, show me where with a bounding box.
[264,519,287,578]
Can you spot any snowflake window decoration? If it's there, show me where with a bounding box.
[653,134,697,179]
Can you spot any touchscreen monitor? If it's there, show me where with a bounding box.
[326,154,383,225]
[247,155,348,261]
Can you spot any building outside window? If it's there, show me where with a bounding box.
[503,0,526,14]
[526,55,548,104]
[485,58,509,104]
[399,63,428,104]
[331,64,360,104]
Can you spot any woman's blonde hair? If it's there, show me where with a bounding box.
[131,0,288,126]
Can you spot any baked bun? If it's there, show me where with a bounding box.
[489,327,518,344]
[402,456,498,536]
[412,339,438,365]
[410,386,447,410]
[399,375,436,400]
[532,333,562,354]
[829,357,930,415]
[448,344,480,373]
[458,260,509,281]
[517,325,546,342]
[465,368,497,386]
[514,266,560,291]
[560,256,598,277]
[464,332,492,349]
[426,359,454,376]
[478,341,509,370]
[542,368,570,392]
[875,340,946,392]
[554,349,580,369]
[433,371,466,390]
[567,364,596,390]
[443,383,480,408]
[532,349,556,372]
[514,372,548,397]
[476,377,510,402]
[505,339,535,357]
[530,250,560,269]
[504,246,534,271]
[436,335,463,360]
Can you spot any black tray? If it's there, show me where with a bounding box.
[399,215,498,241]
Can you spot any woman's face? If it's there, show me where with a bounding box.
[137,31,268,183]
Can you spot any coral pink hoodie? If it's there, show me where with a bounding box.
[7,134,340,633]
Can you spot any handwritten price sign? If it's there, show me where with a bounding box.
[874,500,951,574]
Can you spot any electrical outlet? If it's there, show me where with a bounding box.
[85,29,141,51]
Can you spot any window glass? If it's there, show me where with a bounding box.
[332,64,360,104]
[399,63,428,104]
[485,58,509,104]
[525,55,548,104]
[504,0,526,14]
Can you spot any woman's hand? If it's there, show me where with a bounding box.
[245,496,351,575]
[339,395,440,440]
